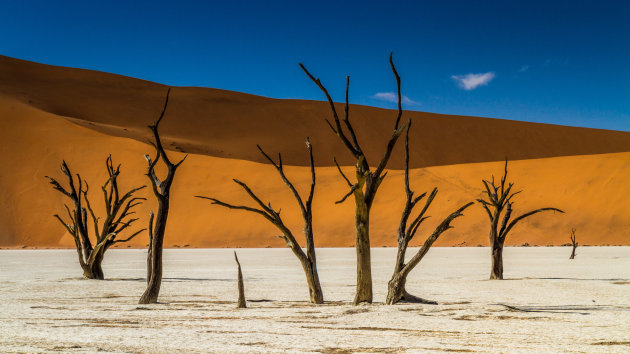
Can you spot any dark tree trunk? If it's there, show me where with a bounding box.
[140,199,168,304]
[84,251,105,280]
[302,259,323,304]
[354,198,372,304]
[139,88,186,305]
[386,272,406,304]
[490,239,504,280]
[146,248,152,285]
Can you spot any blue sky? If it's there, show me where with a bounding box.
[1,0,629,131]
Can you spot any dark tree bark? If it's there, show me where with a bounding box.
[46,157,146,279]
[139,88,187,304]
[386,121,473,304]
[477,159,564,279]
[197,139,323,304]
[569,228,578,259]
[234,251,246,308]
[300,53,406,304]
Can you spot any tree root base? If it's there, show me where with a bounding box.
[399,291,438,305]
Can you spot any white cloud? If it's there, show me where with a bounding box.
[371,92,420,106]
[451,72,496,90]
[519,65,529,72]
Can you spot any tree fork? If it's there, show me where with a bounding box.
[385,121,473,304]
[300,53,407,304]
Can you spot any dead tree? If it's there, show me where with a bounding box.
[569,228,578,259]
[197,139,323,304]
[300,53,406,304]
[386,121,473,304]
[477,159,564,279]
[46,157,146,279]
[234,251,246,308]
[139,88,187,304]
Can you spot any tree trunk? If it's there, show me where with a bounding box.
[386,241,407,304]
[301,259,323,304]
[81,250,105,280]
[139,199,168,304]
[386,273,437,305]
[90,251,105,280]
[146,234,153,284]
[386,272,406,304]
[490,240,504,280]
[353,198,372,304]
[569,244,577,259]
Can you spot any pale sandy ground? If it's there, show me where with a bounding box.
[0,248,629,353]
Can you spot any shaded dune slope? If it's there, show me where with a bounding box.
[2,55,630,169]
[0,55,629,248]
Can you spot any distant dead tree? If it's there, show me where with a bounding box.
[234,251,246,308]
[196,139,323,304]
[386,122,473,304]
[477,159,564,279]
[139,88,187,304]
[300,53,406,304]
[569,228,578,259]
[46,157,146,279]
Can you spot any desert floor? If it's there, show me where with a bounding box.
[1,247,629,353]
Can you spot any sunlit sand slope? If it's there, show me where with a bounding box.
[0,94,628,247]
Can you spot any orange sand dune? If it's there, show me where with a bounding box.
[2,55,630,170]
[0,92,628,248]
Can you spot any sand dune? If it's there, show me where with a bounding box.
[2,55,630,169]
[0,55,629,248]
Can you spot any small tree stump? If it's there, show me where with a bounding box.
[234,251,246,308]
[569,228,578,259]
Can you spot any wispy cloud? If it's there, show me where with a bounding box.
[371,92,421,106]
[519,65,529,72]
[451,72,496,90]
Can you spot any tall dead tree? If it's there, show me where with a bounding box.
[477,159,564,279]
[569,228,578,259]
[139,88,187,304]
[386,122,473,304]
[234,251,246,308]
[46,157,146,279]
[300,53,406,304]
[196,138,324,304]
[196,139,323,304]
